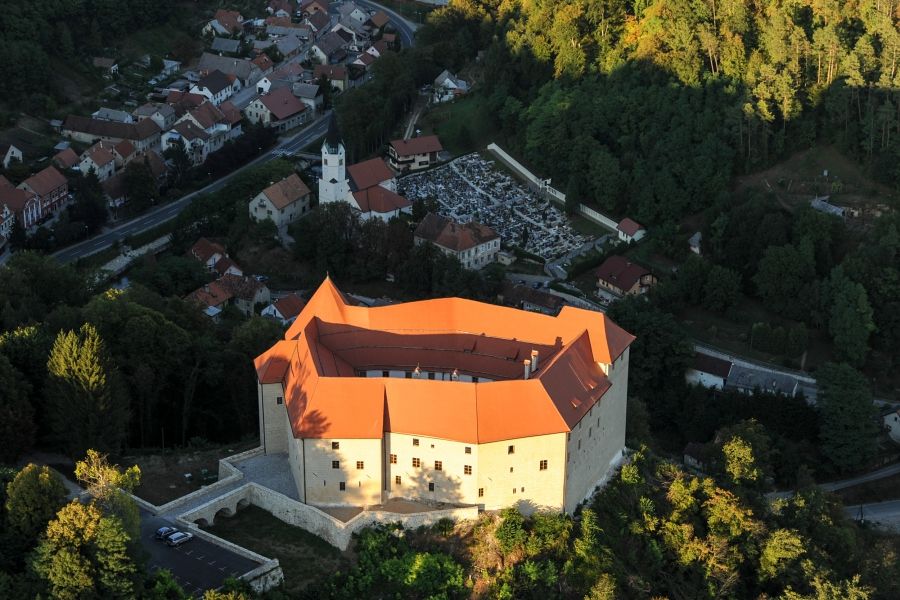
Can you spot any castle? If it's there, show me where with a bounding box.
[255,278,634,514]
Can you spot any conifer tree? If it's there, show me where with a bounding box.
[46,324,130,457]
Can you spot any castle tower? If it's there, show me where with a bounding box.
[318,114,350,205]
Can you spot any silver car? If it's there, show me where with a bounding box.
[166,531,194,547]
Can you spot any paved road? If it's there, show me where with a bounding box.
[141,509,260,598]
[357,0,418,47]
[844,499,900,529]
[52,114,331,264]
[820,462,900,492]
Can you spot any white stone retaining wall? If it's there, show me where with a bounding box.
[219,446,264,480]
[486,143,619,233]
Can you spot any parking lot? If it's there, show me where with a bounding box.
[140,508,261,597]
[399,153,596,261]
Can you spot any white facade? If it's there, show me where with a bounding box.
[318,139,350,205]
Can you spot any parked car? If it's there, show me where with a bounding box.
[166,531,194,547]
[155,526,178,540]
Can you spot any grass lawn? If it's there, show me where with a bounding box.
[206,505,352,596]
[505,260,546,276]
[418,95,496,156]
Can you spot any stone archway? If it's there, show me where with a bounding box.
[195,517,210,528]
[236,498,250,511]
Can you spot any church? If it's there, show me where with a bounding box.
[318,116,413,221]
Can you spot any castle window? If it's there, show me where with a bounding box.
[428,372,435,380]
[382,370,389,377]
[405,371,412,378]
[540,460,548,471]
[412,457,421,468]
[332,442,340,450]
[478,488,484,498]
[435,461,442,471]
[356,461,364,470]
[332,461,339,469]
[390,454,397,464]
[413,438,419,446]
[510,467,514,473]
[508,445,515,455]
[339,482,346,491]
[512,488,516,494]
[395,475,401,485]
[465,447,471,454]
[578,440,582,450]
[521,487,525,492]
[428,482,435,492]
[464,465,472,475]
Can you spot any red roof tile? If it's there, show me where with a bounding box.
[21,166,67,197]
[617,218,644,237]
[415,213,498,252]
[594,255,650,292]
[258,87,307,121]
[347,158,393,191]
[351,186,410,214]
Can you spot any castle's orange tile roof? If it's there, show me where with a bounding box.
[255,278,635,443]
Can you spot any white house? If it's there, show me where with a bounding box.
[244,88,309,132]
[261,292,307,325]
[616,218,646,243]
[0,144,23,169]
[133,103,177,131]
[249,173,312,228]
[79,143,117,182]
[190,70,242,106]
[414,213,501,270]
[433,70,469,103]
[685,353,732,390]
[388,135,443,173]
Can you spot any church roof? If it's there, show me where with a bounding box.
[325,113,341,153]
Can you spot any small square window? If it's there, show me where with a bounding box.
[332,442,340,450]
[405,371,412,378]
[332,460,339,469]
[390,454,397,464]
[356,461,364,470]
[540,460,548,470]
[478,488,484,498]
[465,447,471,454]
[412,457,421,468]
[435,461,443,471]
[382,370,389,377]
[428,482,435,492]
[512,488,516,494]
[464,465,472,475]
[276,396,283,405]
[509,467,514,473]
[339,482,346,491]
[428,372,435,380]
[521,487,524,492]
[508,445,515,455]
[395,475,401,485]
[413,438,419,446]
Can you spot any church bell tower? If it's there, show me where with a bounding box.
[318,114,350,205]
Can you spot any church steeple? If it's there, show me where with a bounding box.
[324,113,342,154]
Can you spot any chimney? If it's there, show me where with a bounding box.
[530,350,539,372]
[412,365,421,379]
[203,284,210,293]
[451,368,459,381]
[523,359,531,380]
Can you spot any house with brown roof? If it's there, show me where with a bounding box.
[249,173,312,228]
[62,115,162,153]
[0,144,22,169]
[415,213,501,270]
[262,292,307,325]
[215,273,271,316]
[310,31,349,64]
[255,277,635,514]
[313,64,348,91]
[189,237,229,271]
[203,9,244,36]
[616,218,646,243]
[685,353,733,390]
[79,143,116,181]
[499,282,566,316]
[244,88,309,132]
[251,54,275,75]
[388,135,443,173]
[133,103,178,131]
[594,255,656,296]
[92,57,118,76]
[53,148,80,170]
[301,0,330,18]
[18,166,68,216]
[0,185,40,230]
[190,69,242,105]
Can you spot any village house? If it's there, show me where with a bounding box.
[261,292,306,325]
[190,238,232,272]
[197,53,263,86]
[0,178,40,230]
[499,282,566,316]
[249,173,312,228]
[252,54,275,76]
[0,144,23,169]
[595,255,656,296]
[62,115,162,153]
[292,83,323,112]
[388,135,443,173]
[204,9,244,36]
[313,64,348,91]
[211,37,242,54]
[685,353,733,390]
[415,213,501,270]
[18,166,68,216]
[191,70,242,105]
[688,231,702,255]
[616,218,646,243]
[92,57,118,77]
[267,0,295,17]
[244,88,309,132]
[92,107,134,123]
[52,148,80,170]
[133,103,177,131]
[304,10,331,38]
[301,0,329,17]
[310,31,349,64]
[79,144,116,181]
[725,365,799,397]
[433,70,469,103]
